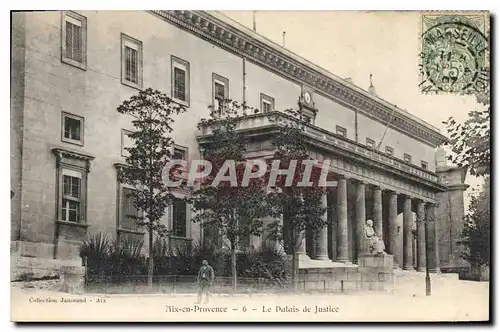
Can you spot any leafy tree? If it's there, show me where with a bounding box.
[190,100,270,290]
[116,88,186,287]
[265,109,329,289]
[443,89,490,176]
[459,177,490,270]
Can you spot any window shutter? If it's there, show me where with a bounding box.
[66,22,74,60]
[73,24,81,62]
[131,49,137,83]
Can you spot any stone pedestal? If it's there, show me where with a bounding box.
[60,265,86,294]
[358,254,394,270]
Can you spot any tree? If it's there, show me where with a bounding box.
[443,88,490,176]
[190,100,270,290]
[265,108,330,289]
[116,88,186,288]
[458,177,490,270]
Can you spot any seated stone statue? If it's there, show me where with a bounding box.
[363,219,386,255]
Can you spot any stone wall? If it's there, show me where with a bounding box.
[298,255,395,293]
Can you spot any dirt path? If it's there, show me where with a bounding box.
[11,278,489,322]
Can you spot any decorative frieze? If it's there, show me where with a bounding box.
[150,10,448,147]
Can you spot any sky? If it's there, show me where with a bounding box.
[220,10,487,210]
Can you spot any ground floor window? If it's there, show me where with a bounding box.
[61,170,82,222]
[53,147,93,224]
[120,187,141,230]
[172,197,187,237]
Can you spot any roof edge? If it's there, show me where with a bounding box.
[150,10,449,147]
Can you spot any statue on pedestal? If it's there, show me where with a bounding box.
[363,219,386,255]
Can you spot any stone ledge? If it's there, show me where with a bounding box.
[56,220,89,228]
[11,255,82,281]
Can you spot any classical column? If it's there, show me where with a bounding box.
[355,181,366,262]
[427,203,441,273]
[372,186,383,239]
[388,191,398,267]
[336,177,349,262]
[416,201,426,272]
[315,192,329,260]
[412,234,417,268]
[403,195,414,270]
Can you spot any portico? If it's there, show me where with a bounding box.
[197,110,448,272]
[298,180,441,272]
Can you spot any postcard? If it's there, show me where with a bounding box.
[10,9,490,322]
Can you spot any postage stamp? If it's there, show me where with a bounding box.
[419,12,490,95]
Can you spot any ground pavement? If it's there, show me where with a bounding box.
[11,273,489,322]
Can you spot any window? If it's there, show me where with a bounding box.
[54,148,92,226]
[260,93,275,113]
[121,129,134,157]
[170,145,188,160]
[366,138,375,148]
[213,73,229,113]
[121,187,140,230]
[385,146,394,156]
[61,112,84,146]
[171,56,190,106]
[61,11,87,69]
[302,115,312,124]
[172,198,187,237]
[404,153,412,163]
[336,125,347,138]
[421,161,428,170]
[61,170,82,223]
[203,224,221,248]
[173,148,187,161]
[121,34,143,88]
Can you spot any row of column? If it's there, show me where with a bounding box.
[296,176,441,272]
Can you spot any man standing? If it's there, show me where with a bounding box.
[196,260,214,304]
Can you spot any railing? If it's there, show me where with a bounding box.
[84,274,394,295]
[197,112,440,184]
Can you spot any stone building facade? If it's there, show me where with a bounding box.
[11,10,467,277]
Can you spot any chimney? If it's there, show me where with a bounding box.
[282,31,286,47]
[435,147,448,171]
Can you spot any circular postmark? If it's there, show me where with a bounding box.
[421,16,489,94]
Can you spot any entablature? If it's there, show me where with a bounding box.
[196,112,446,197]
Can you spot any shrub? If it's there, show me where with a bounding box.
[80,233,289,283]
[238,241,289,283]
[109,237,147,275]
[80,233,112,277]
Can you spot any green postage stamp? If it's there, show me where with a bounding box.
[419,12,490,95]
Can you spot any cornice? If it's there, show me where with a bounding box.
[149,10,449,147]
[52,147,95,162]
